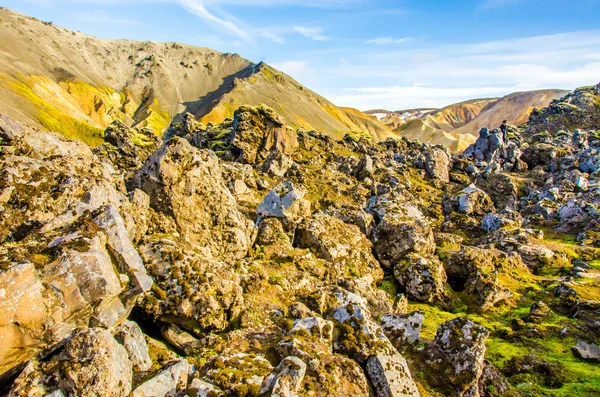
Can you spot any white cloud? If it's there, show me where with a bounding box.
[259,29,285,44]
[70,9,146,25]
[294,26,331,41]
[367,36,410,45]
[272,60,308,76]
[326,30,600,110]
[178,0,250,41]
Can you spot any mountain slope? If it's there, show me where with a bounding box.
[453,89,568,137]
[0,7,392,145]
[390,91,567,152]
[393,98,497,152]
[186,62,395,141]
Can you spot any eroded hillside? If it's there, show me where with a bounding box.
[0,8,392,146]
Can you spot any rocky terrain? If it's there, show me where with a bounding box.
[376,91,567,153]
[0,8,391,147]
[1,82,599,397]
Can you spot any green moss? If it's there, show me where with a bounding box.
[377,276,398,299]
[344,130,373,142]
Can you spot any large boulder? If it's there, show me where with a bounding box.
[139,238,243,333]
[133,137,256,260]
[331,303,420,396]
[394,254,447,304]
[256,181,311,225]
[445,247,527,310]
[371,199,435,268]
[259,356,306,397]
[231,104,299,164]
[426,318,489,397]
[443,184,495,216]
[294,212,383,280]
[0,234,135,378]
[424,146,450,183]
[56,328,133,397]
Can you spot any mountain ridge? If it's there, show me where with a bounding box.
[0,7,393,145]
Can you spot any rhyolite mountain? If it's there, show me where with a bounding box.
[373,90,567,152]
[0,7,393,147]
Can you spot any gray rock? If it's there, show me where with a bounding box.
[114,320,152,372]
[58,328,133,397]
[366,350,420,397]
[259,357,306,397]
[257,181,311,224]
[428,318,489,397]
[571,340,600,361]
[380,311,425,346]
[132,359,190,397]
[424,147,450,183]
[481,213,501,233]
[93,205,153,294]
[394,254,446,304]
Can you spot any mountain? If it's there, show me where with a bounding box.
[366,108,438,130]
[452,89,568,137]
[0,7,392,146]
[393,98,497,152]
[385,91,567,152]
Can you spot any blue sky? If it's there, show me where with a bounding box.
[5,0,600,110]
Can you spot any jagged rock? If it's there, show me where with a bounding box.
[300,355,370,397]
[257,181,311,225]
[371,201,435,268]
[464,271,513,311]
[94,120,161,172]
[446,247,527,310]
[443,184,495,216]
[93,205,153,294]
[571,340,600,361]
[231,105,299,163]
[327,206,375,236]
[114,320,152,372]
[133,137,256,260]
[426,318,489,397]
[380,311,425,346]
[187,378,225,397]
[259,356,306,397]
[139,238,243,333]
[366,350,420,397]
[331,303,419,396]
[527,84,600,135]
[161,324,199,355]
[294,212,383,279]
[129,189,152,243]
[424,146,450,183]
[263,149,294,177]
[481,213,501,233]
[57,328,133,397]
[132,359,189,397]
[203,354,273,396]
[394,254,447,304]
[0,233,136,377]
[355,154,374,180]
